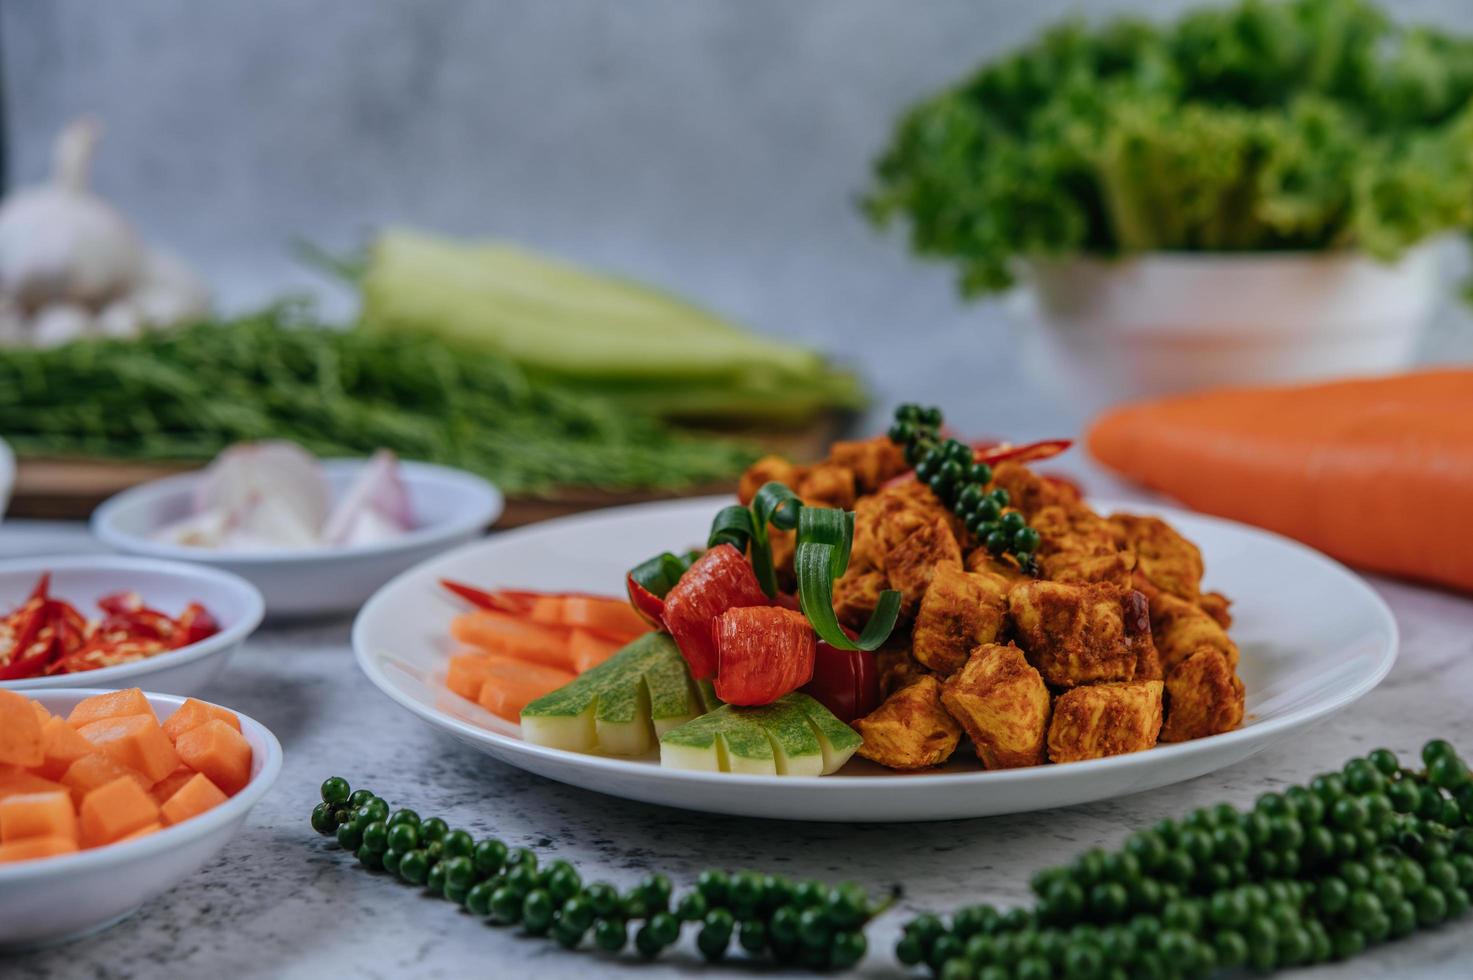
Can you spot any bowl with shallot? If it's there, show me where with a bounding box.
[0,555,262,695]
[91,442,503,618]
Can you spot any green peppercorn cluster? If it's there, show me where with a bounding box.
[896,740,1473,980]
[310,778,893,968]
[887,405,1040,567]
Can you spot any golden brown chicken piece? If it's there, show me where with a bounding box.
[738,455,801,506]
[875,645,933,698]
[964,550,1029,588]
[851,487,933,571]
[1109,513,1204,601]
[940,644,1051,769]
[885,516,964,619]
[1159,647,1245,742]
[1047,680,1164,763]
[989,462,1078,518]
[1198,592,1234,630]
[797,462,857,510]
[1032,504,1135,591]
[1008,580,1136,687]
[854,676,961,770]
[1150,592,1239,672]
[911,564,1009,674]
[832,567,888,631]
[828,437,909,494]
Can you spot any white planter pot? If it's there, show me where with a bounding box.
[1015,246,1442,413]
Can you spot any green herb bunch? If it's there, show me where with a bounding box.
[0,303,757,495]
[866,0,1473,295]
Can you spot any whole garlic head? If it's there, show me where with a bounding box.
[0,119,144,311]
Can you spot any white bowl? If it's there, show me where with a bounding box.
[91,459,502,618]
[0,688,282,949]
[1016,244,1442,415]
[0,556,263,695]
[0,436,14,522]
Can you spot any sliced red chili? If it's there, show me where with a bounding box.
[626,573,666,629]
[662,544,769,680]
[972,438,1073,466]
[801,642,881,723]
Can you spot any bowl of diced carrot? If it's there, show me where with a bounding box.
[0,686,282,948]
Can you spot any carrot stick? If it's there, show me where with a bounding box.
[1087,369,1473,593]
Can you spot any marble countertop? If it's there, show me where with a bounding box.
[5,518,1472,980]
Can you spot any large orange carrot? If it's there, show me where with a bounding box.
[1087,370,1473,593]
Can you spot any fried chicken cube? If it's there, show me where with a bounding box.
[1198,591,1233,630]
[851,489,930,571]
[1047,680,1163,763]
[1109,513,1204,601]
[854,675,961,770]
[1008,580,1136,687]
[1124,590,1163,682]
[912,564,1008,674]
[1159,647,1245,743]
[738,454,801,505]
[1032,504,1135,591]
[797,462,857,510]
[989,462,1078,518]
[885,516,964,618]
[832,567,887,631]
[940,644,1050,769]
[875,645,933,697]
[1150,592,1239,672]
[828,437,909,494]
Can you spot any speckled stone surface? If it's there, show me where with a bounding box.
[3,516,1472,980]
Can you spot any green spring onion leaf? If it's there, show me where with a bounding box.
[794,508,900,651]
[629,551,699,599]
[706,482,804,598]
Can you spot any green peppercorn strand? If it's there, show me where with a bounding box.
[309,776,896,971]
[888,405,1040,570]
[899,741,1472,979]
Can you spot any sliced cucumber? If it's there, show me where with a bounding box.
[658,693,860,777]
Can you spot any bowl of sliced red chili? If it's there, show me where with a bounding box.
[0,556,263,695]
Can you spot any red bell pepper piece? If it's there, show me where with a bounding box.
[711,606,816,706]
[662,544,768,680]
[801,642,881,723]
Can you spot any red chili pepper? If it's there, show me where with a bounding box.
[972,438,1073,466]
[97,590,144,616]
[0,596,55,680]
[172,603,220,649]
[662,544,769,680]
[800,642,880,723]
[626,573,666,629]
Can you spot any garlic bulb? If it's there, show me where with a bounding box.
[30,303,96,348]
[133,248,210,327]
[0,119,144,311]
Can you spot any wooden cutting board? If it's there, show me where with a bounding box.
[7,416,850,528]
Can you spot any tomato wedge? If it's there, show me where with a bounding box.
[800,642,881,723]
[711,606,816,706]
[661,544,768,680]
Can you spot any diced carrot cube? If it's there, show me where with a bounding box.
[446,652,495,701]
[159,773,228,826]
[569,628,624,673]
[160,698,241,742]
[80,776,160,847]
[119,821,163,842]
[36,716,96,781]
[30,701,51,724]
[66,688,156,728]
[150,767,196,805]
[0,689,45,768]
[77,715,181,784]
[0,790,77,844]
[60,753,150,807]
[173,720,252,795]
[0,834,78,863]
[0,769,65,803]
[475,655,576,722]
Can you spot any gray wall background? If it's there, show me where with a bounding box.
[5,0,1473,440]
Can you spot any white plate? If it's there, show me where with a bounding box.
[0,555,263,695]
[0,436,14,522]
[352,496,1397,822]
[91,458,502,618]
[0,688,282,949]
